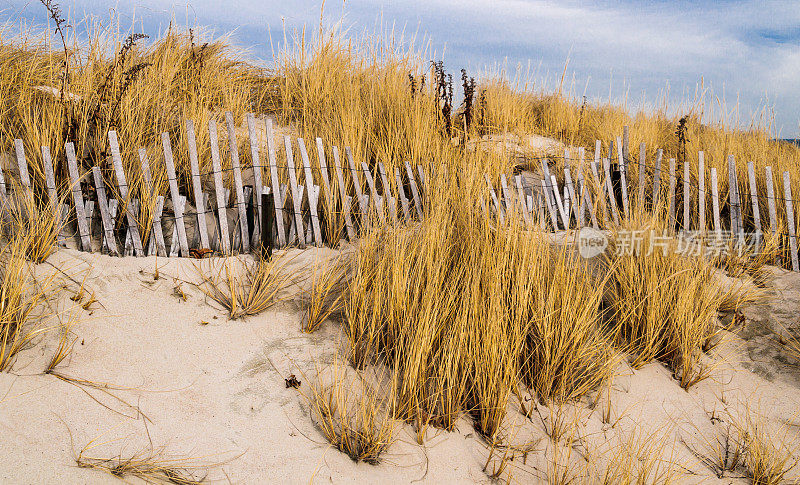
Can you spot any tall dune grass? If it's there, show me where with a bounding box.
[346,165,615,438]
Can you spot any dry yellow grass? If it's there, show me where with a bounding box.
[195,256,291,320]
[604,212,726,389]
[301,364,395,465]
[344,163,616,439]
[0,232,55,371]
[300,256,347,333]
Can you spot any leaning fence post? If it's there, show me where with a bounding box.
[65,142,92,252]
[138,149,167,257]
[405,161,424,220]
[108,131,144,256]
[261,192,274,260]
[395,167,411,223]
[298,138,323,245]
[333,146,356,240]
[91,166,119,256]
[783,172,798,271]
[14,139,33,212]
[161,132,190,257]
[378,162,397,223]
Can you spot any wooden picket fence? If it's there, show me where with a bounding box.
[0,112,430,258]
[492,127,799,271]
[0,120,798,272]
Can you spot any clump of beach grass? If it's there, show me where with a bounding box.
[195,256,291,320]
[604,212,727,389]
[0,234,55,371]
[300,255,348,333]
[301,364,396,465]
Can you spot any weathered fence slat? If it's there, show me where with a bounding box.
[85,201,95,241]
[564,166,579,227]
[711,167,721,239]
[315,138,333,209]
[14,140,33,209]
[395,167,411,223]
[602,158,620,224]
[668,158,676,231]
[783,171,798,271]
[298,138,323,246]
[683,161,691,232]
[161,132,190,257]
[417,165,428,196]
[405,161,424,220]
[284,136,306,248]
[123,200,140,256]
[169,195,187,257]
[728,155,743,240]
[183,120,209,249]
[346,148,368,219]
[551,174,569,228]
[515,175,531,225]
[333,146,356,240]
[577,168,598,228]
[108,131,144,256]
[589,159,607,226]
[747,162,762,239]
[638,142,646,209]
[225,112,250,253]
[40,146,58,211]
[500,174,513,215]
[486,175,505,224]
[147,197,165,256]
[41,146,66,246]
[208,120,231,254]
[264,119,287,247]
[541,158,560,227]
[91,166,119,255]
[138,149,167,257]
[362,162,385,223]
[652,149,663,209]
[104,199,118,254]
[765,166,778,234]
[246,114,264,246]
[378,163,397,223]
[698,152,706,233]
[615,137,629,217]
[287,185,305,244]
[65,143,92,252]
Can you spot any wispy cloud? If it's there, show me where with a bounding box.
[2,0,798,135]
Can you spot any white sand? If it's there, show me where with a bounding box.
[2,248,800,483]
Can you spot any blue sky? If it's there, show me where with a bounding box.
[3,0,799,137]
